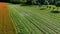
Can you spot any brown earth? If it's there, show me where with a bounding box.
[0,2,16,34]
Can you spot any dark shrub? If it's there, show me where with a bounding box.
[53,7,55,9]
[40,8,46,10]
[47,6,49,8]
[49,6,51,8]
[51,10,60,13]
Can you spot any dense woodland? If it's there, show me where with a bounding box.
[20,0,60,5]
[10,0,60,6]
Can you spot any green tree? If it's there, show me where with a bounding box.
[55,1,60,7]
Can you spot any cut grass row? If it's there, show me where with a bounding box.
[7,4,43,34]
[7,4,60,34]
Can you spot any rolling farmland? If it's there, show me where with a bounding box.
[7,3,60,34]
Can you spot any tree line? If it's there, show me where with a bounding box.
[11,0,60,6]
[19,0,59,5]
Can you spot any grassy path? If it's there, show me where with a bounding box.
[0,2,16,34]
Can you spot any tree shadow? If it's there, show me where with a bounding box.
[51,10,60,13]
[9,2,20,4]
[21,4,32,6]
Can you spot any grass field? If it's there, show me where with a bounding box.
[7,3,60,34]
